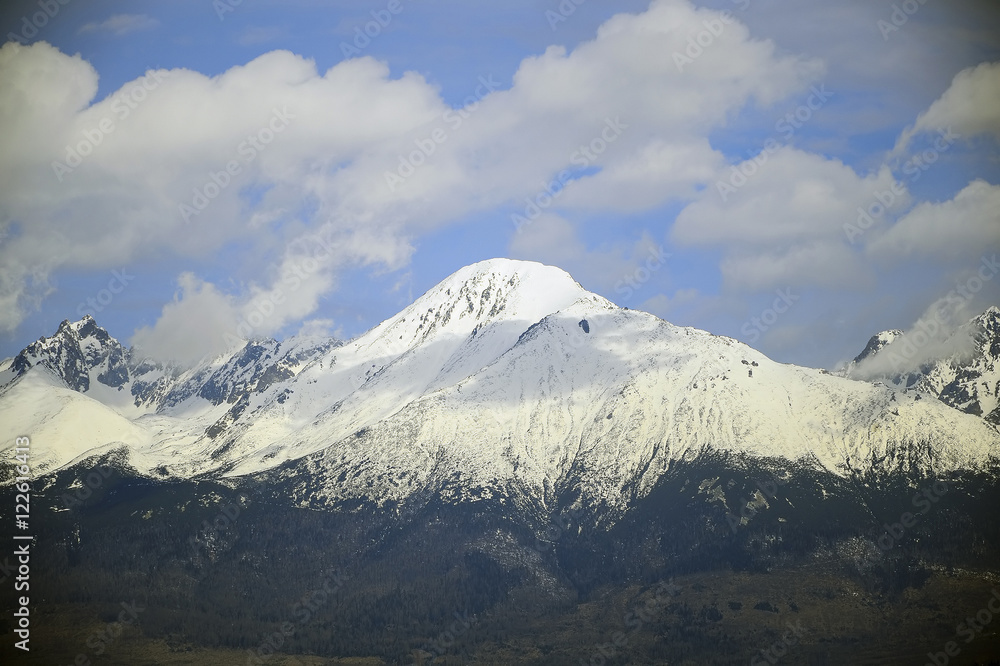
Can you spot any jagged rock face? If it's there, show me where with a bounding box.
[10,316,131,392]
[3,315,338,413]
[198,342,298,406]
[1,260,998,516]
[846,307,1000,424]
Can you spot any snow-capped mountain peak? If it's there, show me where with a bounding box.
[850,329,905,366]
[8,314,130,393]
[361,259,610,355]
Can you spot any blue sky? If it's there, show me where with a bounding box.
[0,0,998,370]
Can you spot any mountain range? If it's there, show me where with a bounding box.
[4,259,1000,665]
[2,259,998,511]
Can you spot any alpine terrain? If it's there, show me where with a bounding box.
[845,306,1000,425]
[2,259,999,665]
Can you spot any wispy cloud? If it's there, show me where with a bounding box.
[238,26,289,46]
[78,14,159,37]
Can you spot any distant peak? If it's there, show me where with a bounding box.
[972,305,1000,337]
[851,329,904,365]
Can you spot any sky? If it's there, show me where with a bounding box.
[0,0,998,371]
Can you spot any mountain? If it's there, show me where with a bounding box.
[845,306,1000,425]
[2,259,997,503]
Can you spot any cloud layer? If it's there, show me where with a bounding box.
[0,0,997,371]
[0,0,822,362]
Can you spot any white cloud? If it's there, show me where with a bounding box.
[0,42,442,345]
[0,0,827,361]
[848,294,980,381]
[559,137,722,212]
[675,148,906,245]
[868,179,1000,262]
[896,61,1000,151]
[131,274,242,366]
[720,243,872,292]
[671,147,903,289]
[509,213,672,303]
[296,318,339,339]
[78,14,159,36]
[509,214,637,290]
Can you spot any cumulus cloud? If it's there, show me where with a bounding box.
[868,179,1000,262]
[0,42,442,347]
[78,14,159,36]
[895,61,1000,151]
[0,0,826,363]
[640,288,699,318]
[296,318,339,339]
[131,274,242,366]
[671,148,904,289]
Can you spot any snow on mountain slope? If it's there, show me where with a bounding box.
[270,300,1000,510]
[1,259,998,509]
[0,367,152,475]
